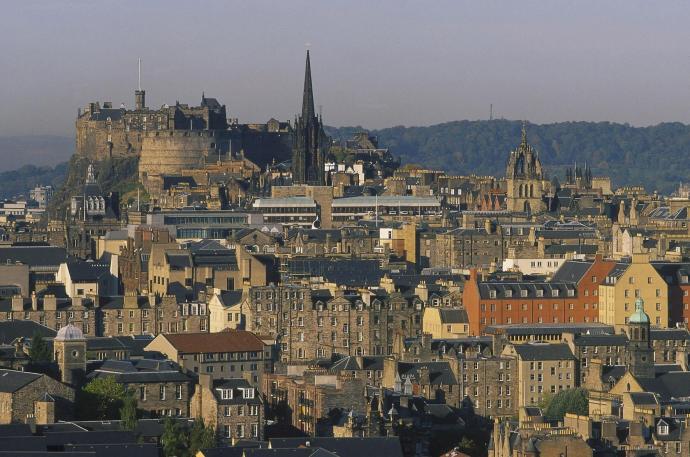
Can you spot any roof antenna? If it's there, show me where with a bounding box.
[138,58,141,91]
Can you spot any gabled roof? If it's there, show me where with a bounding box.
[636,371,690,401]
[0,369,41,393]
[66,260,111,282]
[551,260,593,283]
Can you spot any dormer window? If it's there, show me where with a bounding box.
[505,290,512,298]
[219,389,233,400]
[552,289,559,297]
[489,290,497,299]
[536,290,544,298]
[521,290,528,298]
[658,421,669,436]
[242,388,255,399]
[567,289,575,297]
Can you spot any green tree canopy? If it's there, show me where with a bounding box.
[542,388,589,421]
[119,393,138,431]
[29,332,52,362]
[77,375,128,420]
[188,418,216,456]
[161,418,187,457]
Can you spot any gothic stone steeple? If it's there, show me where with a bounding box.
[505,122,547,213]
[292,51,326,185]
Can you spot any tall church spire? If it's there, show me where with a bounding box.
[520,121,528,148]
[302,50,315,120]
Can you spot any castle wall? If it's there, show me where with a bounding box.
[139,131,222,192]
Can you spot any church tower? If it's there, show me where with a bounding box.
[53,324,87,386]
[292,51,327,185]
[625,297,654,379]
[505,123,547,214]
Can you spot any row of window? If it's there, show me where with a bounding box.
[223,423,259,439]
[481,302,598,311]
[139,384,183,401]
[223,405,260,416]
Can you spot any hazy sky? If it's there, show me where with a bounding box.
[2,0,690,136]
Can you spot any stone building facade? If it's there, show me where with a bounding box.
[262,369,365,436]
[191,374,263,442]
[247,284,424,362]
[0,369,74,424]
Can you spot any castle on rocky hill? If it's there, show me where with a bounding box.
[74,71,295,176]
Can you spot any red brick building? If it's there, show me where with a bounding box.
[464,256,616,335]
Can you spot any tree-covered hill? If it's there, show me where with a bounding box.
[327,120,690,194]
[0,163,68,200]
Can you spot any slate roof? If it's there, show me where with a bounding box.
[160,330,264,354]
[244,449,331,457]
[0,424,32,437]
[397,361,457,385]
[65,443,159,457]
[0,320,56,343]
[87,359,192,384]
[628,392,659,405]
[329,355,385,373]
[551,260,593,282]
[0,369,41,393]
[66,260,111,282]
[637,371,690,401]
[544,244,598,255]
[44,430,137,447]
[438,309,468,324]
[285,258,384,287]
[485,323,613,337]
[267,437,404,457]
[0,246,67,268]
[478,281,576,300]
[511,343,575,361]
[573,334,628,346]
[166,252,192,269]
[216,290,244,308]
[212,378,260,405]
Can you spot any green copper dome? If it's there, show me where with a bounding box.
[629,297,650,324]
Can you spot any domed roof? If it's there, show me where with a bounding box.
[55,323,84,341]
[629,297,650,324]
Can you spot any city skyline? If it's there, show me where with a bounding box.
[2,0,690,136]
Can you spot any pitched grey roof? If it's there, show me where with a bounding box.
[438,309,468,324]
[478,281,576,299]
[66,260,111,282]
[551,260,593,282]
[266,437,403,457]
[0,246,67,268]
[0,369,41,393]
[637,371,690,401]
[0,320,56,343]
[87,359,192,384]
[511,343,575,361]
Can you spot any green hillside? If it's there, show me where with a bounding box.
[327,120,690,194]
